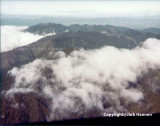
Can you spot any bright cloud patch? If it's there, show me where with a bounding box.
[5,38,160,121]
[1,26,54,52]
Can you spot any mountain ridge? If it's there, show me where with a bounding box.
[1,23,160,125]
[25,23,131,35]
[1,23,160,71]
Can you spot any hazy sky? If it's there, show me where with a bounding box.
[1,0,160,17]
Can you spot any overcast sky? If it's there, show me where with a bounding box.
[1,0,160,17]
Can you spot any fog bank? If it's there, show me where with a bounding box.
[5,38,160,120]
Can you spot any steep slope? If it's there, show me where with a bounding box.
[1,30,160,71]
[0,31,138,71]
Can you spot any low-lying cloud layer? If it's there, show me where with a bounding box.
[5,38,160,120]
[1,26,54,52]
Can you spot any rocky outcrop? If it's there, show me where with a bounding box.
[0,93,50,125]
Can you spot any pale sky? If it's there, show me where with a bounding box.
[1,0,160,17]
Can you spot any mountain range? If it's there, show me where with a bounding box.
[1,23,160,124]
[1,23,160,71]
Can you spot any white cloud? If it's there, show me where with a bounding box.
[1,26,55,52]
[5,38,160,120]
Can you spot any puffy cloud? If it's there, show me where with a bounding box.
[5,38,160,120]
[1,26,55,52]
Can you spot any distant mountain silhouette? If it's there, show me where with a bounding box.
[142,28,160,34]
